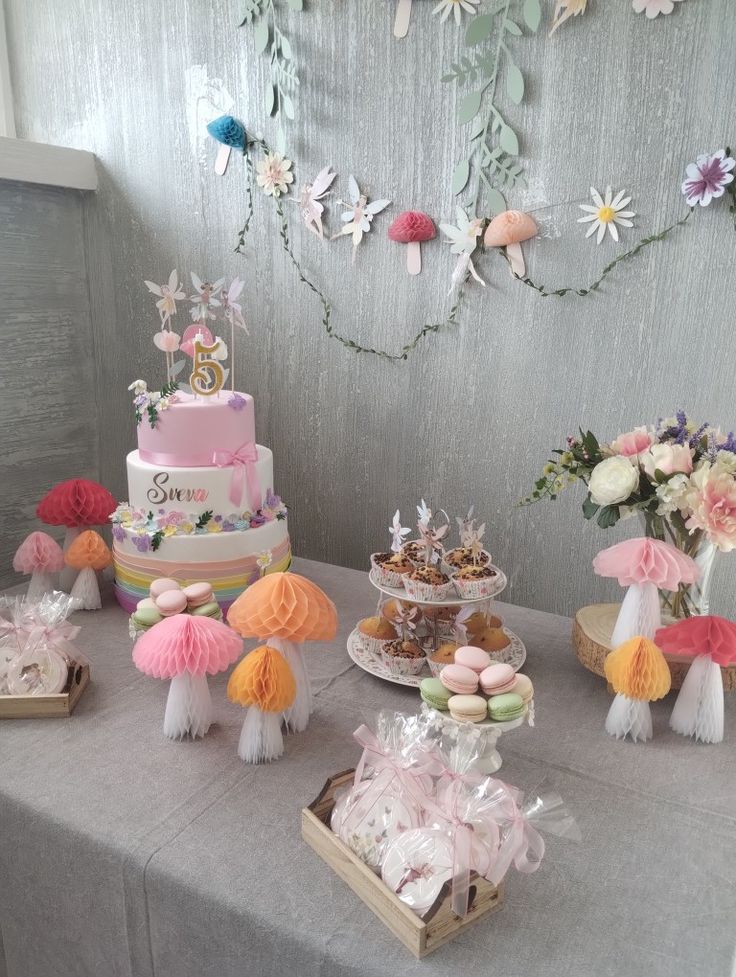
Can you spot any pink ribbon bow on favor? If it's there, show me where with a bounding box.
[20,620,83,664]
[484,800,546,885]
[212,442,260,511]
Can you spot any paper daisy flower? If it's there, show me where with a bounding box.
[632,0,684,17]
[432,0,480,25]
[578,187,636,245]
[681,150,735,207]
[256,153,294,198]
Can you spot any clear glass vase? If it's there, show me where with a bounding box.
[641,512,717,619]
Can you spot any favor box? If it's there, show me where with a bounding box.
[0,663,90,719]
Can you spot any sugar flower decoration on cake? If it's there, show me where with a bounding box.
[333,176,391,263]
[632,0,684,18]
[549,0,587,34]
[681,150,735,208]
[228,393,247,411]
[256,550,273,575]
[297,165,338,238]
[189,273,225,322]
[440,206,486,293]
[256,152,294,198]
[389,510,411,553]
[144,270,186,326]
[432,0,480,25]
[577,187,636,244]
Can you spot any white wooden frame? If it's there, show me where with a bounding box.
[0,0,15,138]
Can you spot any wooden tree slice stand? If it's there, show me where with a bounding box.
[573,604,736,692]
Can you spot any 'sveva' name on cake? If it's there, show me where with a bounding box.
[146,472,209,505]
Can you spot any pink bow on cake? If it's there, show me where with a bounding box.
[212,442,260,511]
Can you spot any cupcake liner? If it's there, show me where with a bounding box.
[441,550,492,576]
[381,646,426,676]
[403,576,453,602]
[452,573,499,599]
[370,554,406,589]
[359,630,395,657]
[427,658,448,678]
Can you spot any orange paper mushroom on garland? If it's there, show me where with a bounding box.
[64,531,112,610]
[227,645,296,762]
[227,572,337,733]
[483,210,537,278]
[604,636,671,742]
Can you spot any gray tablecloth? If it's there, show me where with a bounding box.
[1,557,735,977]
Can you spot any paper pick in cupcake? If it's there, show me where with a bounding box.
[13,531,65,603]
[134,614,242,740]
[390,510,411,553]
[656,615,736,744]
[227,645,296,762]
[604,636,671,742]
[593,537,698,647]
[227,572,337,733]
[483,210,537,278]
[64,531,112,610]
[206,114,246,175]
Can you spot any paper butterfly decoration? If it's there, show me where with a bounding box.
[333,176,391,262]
[297,165,338,238]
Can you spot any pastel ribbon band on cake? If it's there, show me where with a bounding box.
[213,442,261,511]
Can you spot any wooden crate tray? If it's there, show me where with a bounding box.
[0,663,90,719]
[301,768,503,959]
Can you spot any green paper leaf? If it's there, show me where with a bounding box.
[468,115,486,140]
[280,34,293,59]
[457,90,483,124]
[286,0,303,9]
[275,125,287,154]
[282,92,295,120]
[254,17,269,54]
[499,125,519,156]
[522,0,542,32]
[503,18,522,35]
[486,186,506,216]
[506,63,524,105]
[452,159,470,195]
[265,83,276,116]
[465,13,495,46]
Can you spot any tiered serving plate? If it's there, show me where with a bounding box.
[368,566,508,605]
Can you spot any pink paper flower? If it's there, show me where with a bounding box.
[681,150,735,207]
[685,463,736,551]
[610,427,655,460]
[632,0,683,18]
[641,443,693,479]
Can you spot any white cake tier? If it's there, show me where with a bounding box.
[113,513,289,562]
[125,447,275,516]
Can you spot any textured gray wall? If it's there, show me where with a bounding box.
[0,180,98,589]
[4,0,735,615]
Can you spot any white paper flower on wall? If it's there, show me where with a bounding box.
[432,0,480,25]
[577,187,636,245]
[632,0,684,18]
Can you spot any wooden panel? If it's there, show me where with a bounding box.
[0,136,97,190]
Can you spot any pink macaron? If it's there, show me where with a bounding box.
[479,662,516,696]
[154,589,188,617]
[149,577,181,599]
[454,645,491,675]
[183,582,214,608]
[439,663,479,695]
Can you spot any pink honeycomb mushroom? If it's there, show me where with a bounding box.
[388,211,436,276]
[13,531,65,602]
[483,210,537,278]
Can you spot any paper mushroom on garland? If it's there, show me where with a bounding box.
[388,211,436,275]
[13,531,65,602]
[64,530,112,610]
[656,615,736,744]
[133,614,243,740]
[206,114,247,176]
[483,210,537,278]
[604,636,671,743]
[593,537,698,646]
[36,478,117,592]
[227,644,297,762]
[227,572,338,734]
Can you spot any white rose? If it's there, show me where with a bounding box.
[588,456,639,507]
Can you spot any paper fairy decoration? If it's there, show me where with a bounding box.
[145,270,186,381]
[417,499,432,527]
[549,0,588,34]
[440,207,486,294]
[222,278,247,391]
[333,176,391,262]
[297,165,337,238]
[578,188,636,245]
[189,274,224,321]
[604,636,671,742]
[418,518,449,565]
[390,510,411,553]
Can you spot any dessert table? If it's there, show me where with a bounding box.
[1,557,734,977]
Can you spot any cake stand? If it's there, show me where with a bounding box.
[419,703,531,774]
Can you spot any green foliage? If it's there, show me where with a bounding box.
[150,530,165,552]
[195,511,214,530]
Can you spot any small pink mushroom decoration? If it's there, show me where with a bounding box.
[388,211,436,276]
[483,210,537,278]
[13,531,65,602]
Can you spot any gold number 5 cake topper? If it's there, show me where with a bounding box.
[190,338,225,396]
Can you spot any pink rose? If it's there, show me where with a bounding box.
[685,463,736,551]
[610,426,655,459]
[642,443,693,479]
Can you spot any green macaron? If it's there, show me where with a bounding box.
[189,600,222,620]
[131,606,163,630]
[420,677,452,711]
[488,692,525,722]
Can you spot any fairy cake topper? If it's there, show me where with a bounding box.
[417,514,449,565]
[390,509,411,554]
[390,603,420,642]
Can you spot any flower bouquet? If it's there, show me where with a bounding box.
[525,412,736,618]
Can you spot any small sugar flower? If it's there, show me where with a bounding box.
[128,379,148,395]
[228,393,247,411]
[133,536,151,553]
[206,521,223,533]
[163,525,177,537]
[112,525,126,542]
[681,150,735,207]
[256,550,273,571]
[180,522,195,535]
[235,519,250,531]
[222,520,235,532]
[250,513,267,527]
[256,153,294,198]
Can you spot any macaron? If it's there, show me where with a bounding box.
[454,645,491,675]
[131,605,163,629]
[419,677,452,711]
[488,692,525,722]
[154,589,188,616]
[510,673,534,704]
[439,663,479,695]
[189,600,222,620]
[149,577,181,599]
[136,597,159,613]
[448,694,488,724]
[479,662,516,696]
[183,582,214,608]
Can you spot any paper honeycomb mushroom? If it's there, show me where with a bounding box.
[603,636,671,742]
[13,531,65,603]
[36,478,117,591]
[593,537,698,647]
[388,211,436,275]
[133,614,243,740]
[206,114,246,176]
[64,531,112,610]
[227,572,338,733]
[483,210,537,278]
[227,645,296,762]
[656,616,736,744]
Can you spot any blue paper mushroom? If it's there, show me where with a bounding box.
[206,115,247,175]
